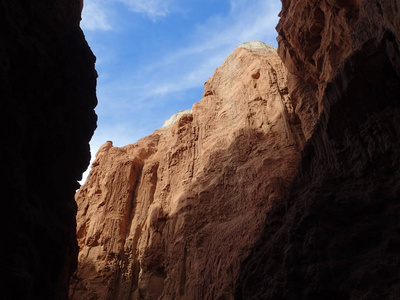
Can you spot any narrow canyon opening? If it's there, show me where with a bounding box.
[3,1,400,299]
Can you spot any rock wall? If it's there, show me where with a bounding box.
[277,0,400,139]
[1,1,97,299]
[237,1,400,299]
[71,42,304,299]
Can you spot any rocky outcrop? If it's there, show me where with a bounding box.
[1,0,97,299]
[71,42,304,299]
[237,1,400,299]
[163,109,193,127]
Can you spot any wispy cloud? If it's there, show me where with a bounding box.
[81,0,174,31]
[183,0,280,54]
[81,1,112,31]
[117,0,172,20]
[112,0,281,101]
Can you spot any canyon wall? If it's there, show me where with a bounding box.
[237,0,400,299]
[71,42,304,299]
[1,1,97,299]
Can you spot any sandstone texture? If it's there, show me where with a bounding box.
[1,0,97,298]
[163,109,193,127]
[71,42,304,299]
[237,1,400,299]
[277,0,400,139]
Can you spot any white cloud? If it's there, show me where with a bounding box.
[117,0,172,20]
[115,0,280,101]
[81,0,174,31]
[185,0,280,53]
[81,1,112,31]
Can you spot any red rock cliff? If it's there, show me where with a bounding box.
[1,0,97,298]
[237,1,400,299]
[71,42,304,299]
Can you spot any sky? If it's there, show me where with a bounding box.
[79,0,282,183]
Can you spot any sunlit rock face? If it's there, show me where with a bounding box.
[163,109,193,127]
[1,0,97,299]
[70,42,305,299]
[237,1,400,299]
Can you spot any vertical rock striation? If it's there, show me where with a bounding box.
[1,0,97,298]
[237,1,400,299]
[277,0,400,139]
[71,42,304,299]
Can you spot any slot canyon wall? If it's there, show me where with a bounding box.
[237,0,400,299]
[1,0,97,299]
[70,0,400,299]
[70,42,305,299]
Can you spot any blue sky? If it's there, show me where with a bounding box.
[80,0,281,181]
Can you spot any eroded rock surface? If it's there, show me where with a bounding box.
[1,0,97,299]
[237,1,400,299]
[277,0,400,139]
[71,42,304,299]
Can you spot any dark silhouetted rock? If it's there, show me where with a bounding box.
[1,1,97,299]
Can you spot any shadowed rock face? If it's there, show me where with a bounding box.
[1,1,97,299]
[71,43,304,299]
[276,0,400,140]
[236,1,400,299]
